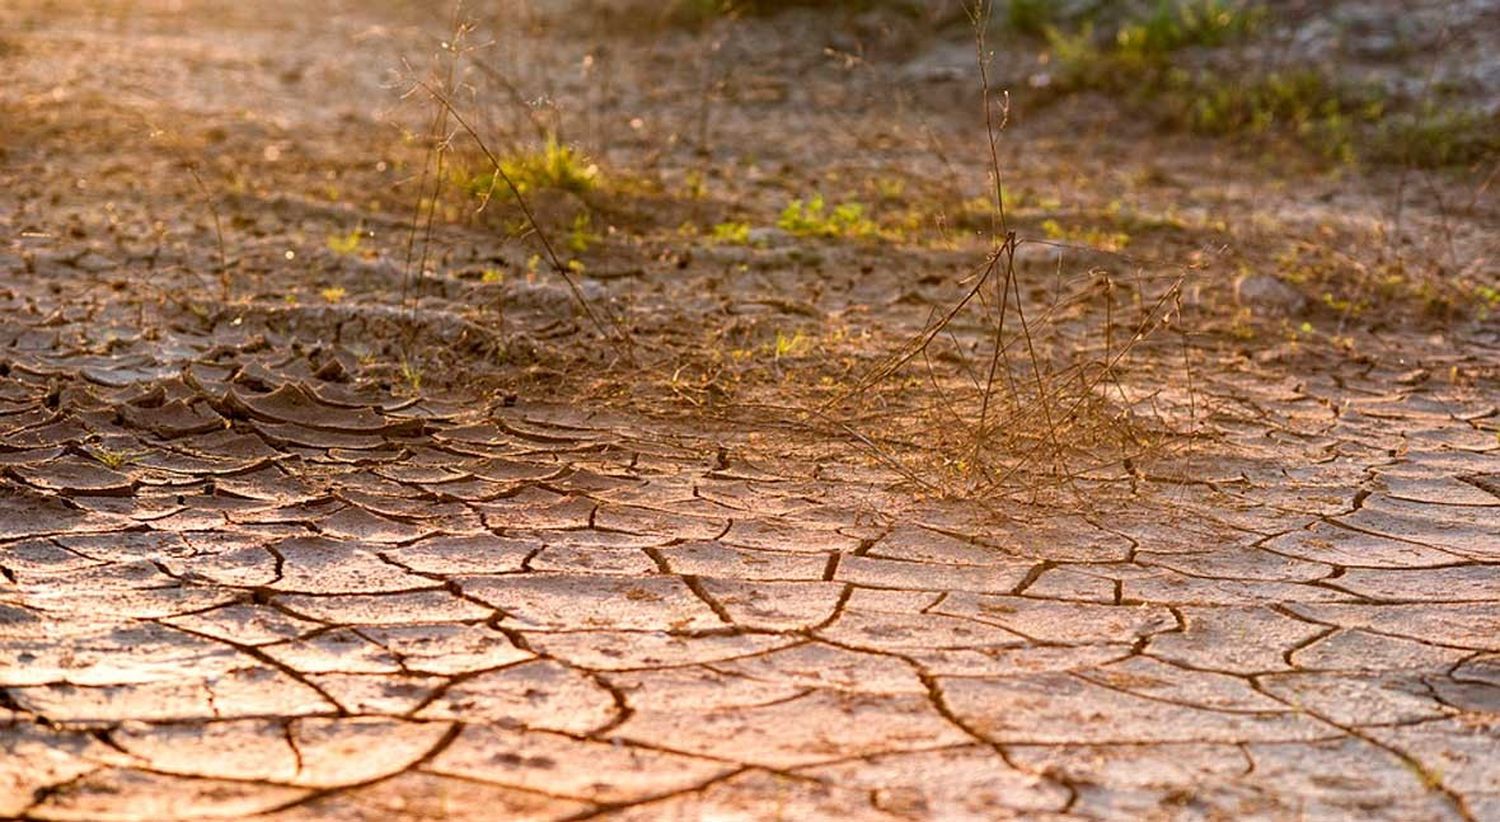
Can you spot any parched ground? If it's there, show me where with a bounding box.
[1,1,1498,820]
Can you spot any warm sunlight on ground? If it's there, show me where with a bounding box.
[1,1,1496,819]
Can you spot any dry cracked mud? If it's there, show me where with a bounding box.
[2,1,1498,820]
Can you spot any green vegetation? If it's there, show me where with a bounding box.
[776,195,877,239]
[1044,0,1261,84]
[1007,0,1063,37]
[326,228,364,256]
[1185,69,1379,163]
[1368,106,1498,168]
[1037,1,1494,168]
[469,137,600,198]
[1186,72,1492,167]
[1113,0,1261,54]
[710,220,752,244]
[1040,218,1131,252]
[670,0,920,21]
[398,359,423,395]
[567,212,601,253]
[87,445,139,470]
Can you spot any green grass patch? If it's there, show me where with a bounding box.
[1045,1,1264,90]
[710,220,752,244]
[669,0,921,22]
[777,195,878,239]
[1039,2,1493,168]
[468,137,600,198]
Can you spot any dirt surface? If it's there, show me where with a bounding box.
[2,1,1498,820]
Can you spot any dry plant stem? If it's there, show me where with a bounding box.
[400,66,437,325]
[968,0,1044,483]
[970,0,1010,236]
[416,44,463,330]
[401,11,470,353]
[976,234,1015,449]
[1006,245,1068,484]
[187,165,229,302]
[472,58,554,145]
[811,0,1193,500]
[987,277,1185,490]
[417,81,624,349]
[827,418,944,495]
[970,0,1066,482]
[833,250,1003,406]
[1174,289,1198,444]
[410,129,453,344]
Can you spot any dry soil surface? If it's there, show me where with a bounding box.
[1,1,1498,820]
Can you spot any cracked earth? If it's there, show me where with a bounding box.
[3,1,1499,820]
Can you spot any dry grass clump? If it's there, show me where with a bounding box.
[817,238,1194,501]
[802,2,1201,500]
[383,1,1211,503]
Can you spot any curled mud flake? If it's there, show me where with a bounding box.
[313,506,435,545]
[694,578,846,632]
[275,590,493,626]
[1258,670,1453,726]
[465,456,566,484]
[525,630,795,672]
[382,533,536,576]
[616,686,972,770]
[429,724,737,804]
[527,543,660,575]
[799,746,1071,817]
[1289,602,1500,653]
[836,553,1035,594]
[718,516,864,554]
[941,673,1330,745]
[27,768,311,820]
[655,540,830,581]
[251,420,389,450]
[465,572,725,632]
[267,536,437,594]
[1330,566,1500,603]
[11,456,135,495]
[0,485,88,539]
[361,622,533,676]
[157,430,280,465]
[118,398,227,438]
[592,502,727,542]
[416,659,619,734]
[212,465,322,505]
[280,770,594,820]
[225,383,389,432]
